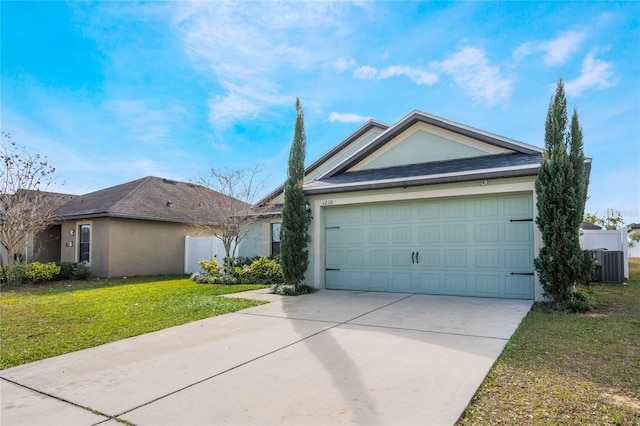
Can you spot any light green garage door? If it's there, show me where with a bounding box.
[325,193,534,299]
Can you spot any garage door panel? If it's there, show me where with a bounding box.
[369,205,389,222]
[443,200,467,218]
[443,275,468,294]
[504,249,533,269]
[505,275,534,298]
[325,193,534,299]
[345,208,365,224]
[475,275,502,296]
[392,273,412,290]
[417,249,440,267]
[444,249,467,267]
[504,223,532,242]
[345,228,365,244]
[370,271,390,289]
[475,249,500,268]
[370,227,389,244]
[474,223,499,242]
[417,225,440,243]
[370,250,390,266]
[443,225,467,243]
[326,250,344,268]
[416,273,441,292]
[392,250,414,267]
[391,226,413,244]
[417,203,439,220]
[504,195,533,216]
[475,198,499,217]
[345,250,366,266]
[391,204,412,222]
[326,228,342,245]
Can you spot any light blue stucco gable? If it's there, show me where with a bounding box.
[358,129,489,170]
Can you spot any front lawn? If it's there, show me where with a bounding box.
[458,258,640,425]
[0,276,268,369]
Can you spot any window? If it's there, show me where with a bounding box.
[271,223,281,256]
[78,224,91,264]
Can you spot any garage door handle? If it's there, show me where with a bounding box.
[510,272,534,276]
[416,252,419,264]
[411,252,415,264]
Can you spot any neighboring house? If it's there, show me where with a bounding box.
[33,176,239,278]
[0,190,75,264]
[247,110,591,301]
[580,222,602,231]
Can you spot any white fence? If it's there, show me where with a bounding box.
[184,236,227,274]
[579,228,629,279]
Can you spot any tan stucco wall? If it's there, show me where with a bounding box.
[60,218,216,278]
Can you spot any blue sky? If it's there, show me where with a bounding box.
[2,1,639,223]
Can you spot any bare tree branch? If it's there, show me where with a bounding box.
[194,164,266,274]
[0,133,59,266]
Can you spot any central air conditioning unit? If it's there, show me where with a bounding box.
[590,249,624,284]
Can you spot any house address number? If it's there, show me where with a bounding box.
[322,200,334,206]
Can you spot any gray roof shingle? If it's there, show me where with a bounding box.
[55,176,243,224]
[305,153,543,195]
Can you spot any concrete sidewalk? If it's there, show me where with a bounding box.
[1,290,532,425]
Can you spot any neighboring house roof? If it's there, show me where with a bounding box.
[581,222,603,230]
[628,223,640,231]
[55,176,244,224]
[13,190,77,217]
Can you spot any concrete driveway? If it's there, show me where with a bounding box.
[1,290,532,426]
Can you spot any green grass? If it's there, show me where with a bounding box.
[458,259,640,425]
[0,276,269,369]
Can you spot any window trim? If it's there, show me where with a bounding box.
[77,222,92,265]
[270,222,281,256]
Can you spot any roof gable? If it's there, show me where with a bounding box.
[321,110,542,178]
[352,127,505,171]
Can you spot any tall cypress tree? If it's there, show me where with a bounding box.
[568,107,594,286]
[280,98,311,290]
[534,78,591,307]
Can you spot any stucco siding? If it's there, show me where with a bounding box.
[104,218,201,277]
[59,218,217,278]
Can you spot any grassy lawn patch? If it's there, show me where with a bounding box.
[0,276,269,369]
[458,259,640,425]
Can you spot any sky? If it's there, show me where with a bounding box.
[1,1,639,224]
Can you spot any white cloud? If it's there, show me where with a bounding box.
[333,56,356,72]
[378,65,439,85]
[104,99,184,143]
[514,30,586,66]
[432,47,513,106]
[354,65,378,80]
[328,112,369,123]
[172,2,345,129]
[565,51,618,96]
[353,65,438,85]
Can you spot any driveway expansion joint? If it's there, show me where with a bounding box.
[0,376,115,424]
[345,321,510,341]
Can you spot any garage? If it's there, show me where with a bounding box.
[324,193,534,299]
